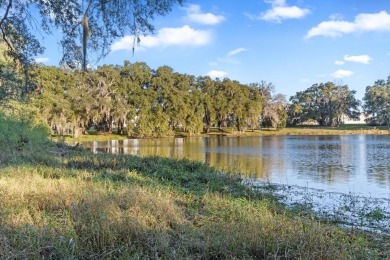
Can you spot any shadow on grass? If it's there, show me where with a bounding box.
[63,144,264,200]
[0,142,280,259]
[1,139,388,259]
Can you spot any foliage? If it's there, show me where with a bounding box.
[250,81,287,129]
[25,62,287,137]
[0,110,49,163]
[0,0,183,72]
[0,65,22,101]
[363,78,390,126]
[289,82,360,126]
[0,43,23,101]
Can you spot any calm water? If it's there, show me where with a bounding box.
[80,135,390,198]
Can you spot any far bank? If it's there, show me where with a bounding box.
[57,124,390,142]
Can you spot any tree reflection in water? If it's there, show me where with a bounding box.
[81,135,390,198]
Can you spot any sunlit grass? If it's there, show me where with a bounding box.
[1,144,388,258]
[52,133,128,142]
[57,125,390,142]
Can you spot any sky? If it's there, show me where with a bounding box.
[37,0,390,100]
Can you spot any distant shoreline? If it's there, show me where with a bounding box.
[56,125,390,142]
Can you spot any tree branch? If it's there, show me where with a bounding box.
[0,0,14,52]
[0,0,12,28]
[0,27,14,52]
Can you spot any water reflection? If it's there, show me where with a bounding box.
[80,135,390,198]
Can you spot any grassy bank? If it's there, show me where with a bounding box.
[1,113,389,258]
[56,124,390,142]
[0,144,389,258]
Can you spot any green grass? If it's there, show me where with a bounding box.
[52,133,128,142]
[56,125,390,142]
[0,143,388,259]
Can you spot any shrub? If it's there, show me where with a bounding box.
[0,111,50,163]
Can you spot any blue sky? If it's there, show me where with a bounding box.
[37,0,390,100]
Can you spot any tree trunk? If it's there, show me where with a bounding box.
[117,119,123,135]
[236,118,241,132]
[218,120,222,131]
[73,127,81,138]
[203,104,211,133]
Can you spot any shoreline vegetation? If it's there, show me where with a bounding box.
[56,124,390,142]
[1,115,389,258]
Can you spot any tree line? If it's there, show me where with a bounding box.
[2,59,389,137]
[15,62,287,137]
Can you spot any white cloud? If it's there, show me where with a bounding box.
[185,4,225,25]
[111,25,212,51]
[227,47,248,57]
[35,57,49,63]
[306,11,390,39]
[258,0,310,23]
[331,69,354,78]
[306,21,356,38]
[334,54,372,66]
[344,54,371,64]
[207,70,227,79]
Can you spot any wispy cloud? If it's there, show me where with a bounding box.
[111,25,212,51]
[209,47,248,67]
[249,0,310,23]
[334,55,371,66]
[344,55,371,64]
[207,70,227,79]
[227,47,248,57]
[306,11,390,39]
[185,4,225,25]
[35,57,49,63]
[331,69,354,78]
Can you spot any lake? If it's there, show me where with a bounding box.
[80,134,390,199]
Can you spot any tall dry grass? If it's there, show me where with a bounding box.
[0,153,386,259]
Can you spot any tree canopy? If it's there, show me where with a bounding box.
[0,0,184,71]
[363,78,390,126]
[24,62,287,137]
[288,82,360,126]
